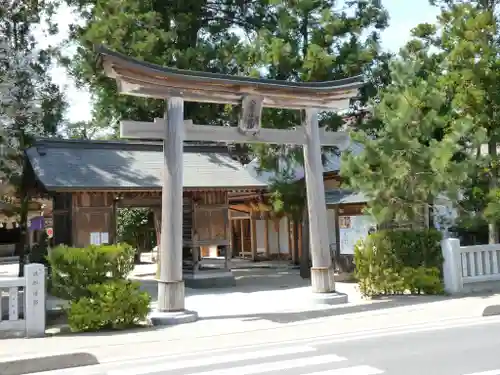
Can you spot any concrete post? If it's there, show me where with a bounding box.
[303,108,335,293]
[24,263,45,337]
[441,238,463,294]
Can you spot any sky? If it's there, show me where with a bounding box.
[36,0,440,123]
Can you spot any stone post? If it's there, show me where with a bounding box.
[441,238,463,294]
[25,263,45,337]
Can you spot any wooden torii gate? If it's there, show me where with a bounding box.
[97,46,363,325]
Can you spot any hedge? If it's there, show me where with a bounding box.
[354,229,444,297]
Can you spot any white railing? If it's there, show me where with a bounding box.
[442,238,500,294]
[0,264,45,337]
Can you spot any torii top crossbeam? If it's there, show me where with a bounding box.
[96,45,363,110]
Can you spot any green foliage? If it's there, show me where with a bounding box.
[49,243,151,333]
[343,1,500,240]
[47,243,135,300]
[59,0,391,214]
[1,1,67,276]
[248,0,391,213]
[341,56,482,225]
[117,208,155,251]
[429,2,500,242]
[59,120,114,140]
[354,229,444,297]
[268,177,306,220]
[67,280,151,332]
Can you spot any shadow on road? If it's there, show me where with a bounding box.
[0,352,99,375]
[195,295,456,324]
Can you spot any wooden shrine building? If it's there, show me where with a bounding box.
[24,138,270,287]
[23,137,374,284]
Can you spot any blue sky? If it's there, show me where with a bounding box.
[39,1,440,123]
[380,0,439,52]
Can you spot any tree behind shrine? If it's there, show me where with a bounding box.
[0,0,66,275]
[342,1,500,240]
[60,0,390,216]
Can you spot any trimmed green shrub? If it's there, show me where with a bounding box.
[47,243,135,300]
[354,229,444,297]
[67,280,151,332]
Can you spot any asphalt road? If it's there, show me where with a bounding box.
[28,318,500,375]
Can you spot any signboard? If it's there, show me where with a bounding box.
[339,215,374,254]
[29,216,44,231]
[46,227,53,238]
[44,217,53,228]
[239,95,263,134]
[90,232,110,245]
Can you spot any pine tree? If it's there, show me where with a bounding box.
[412,1,500,242]
[341,55,482,226]
[343,1,500,239]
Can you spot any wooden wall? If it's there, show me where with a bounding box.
[323,177,341,190]
[192,191,229,246]
[338,204,365,216]
[71,192,115,247]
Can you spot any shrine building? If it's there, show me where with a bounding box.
[22,137,373,286]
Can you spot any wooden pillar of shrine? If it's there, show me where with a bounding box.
[303,108,335,292]
[156,98,190,316]
[52,192,73,246]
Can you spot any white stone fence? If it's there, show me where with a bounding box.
[442,238,500,294]
[0,263,45,337]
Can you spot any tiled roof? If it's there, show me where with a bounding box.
[324,189,368,205]
[25,139,267,190]
[245,141,364,184]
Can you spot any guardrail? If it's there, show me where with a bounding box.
[442,238,500,294]
[0,263,46,337]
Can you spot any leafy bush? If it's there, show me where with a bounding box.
[47,243,135,300]
[354,229,444,297]
[67,280,151,332]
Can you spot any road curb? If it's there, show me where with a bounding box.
[482,304,500,317]
[0,353,99,375]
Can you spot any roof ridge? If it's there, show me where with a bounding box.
[32,137,232,154]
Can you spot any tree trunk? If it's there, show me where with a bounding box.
[488,140,498,244]
[292,219,300,265]
[299,206,310,279]
[17,166,29,277]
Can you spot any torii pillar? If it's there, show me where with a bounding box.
[97,45,363,325]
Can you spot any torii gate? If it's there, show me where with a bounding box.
[97,46,363,325]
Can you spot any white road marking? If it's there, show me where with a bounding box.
[462,370,500,375]
[182,354,347,375]
[12,315,500,373]
[309,316,500,347]
[307,365,385,375]
[107,345,318,375]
